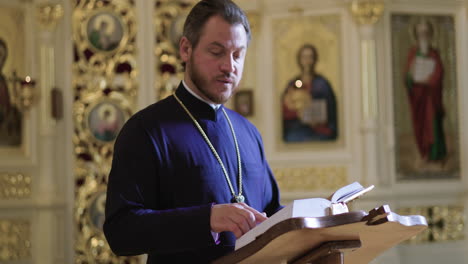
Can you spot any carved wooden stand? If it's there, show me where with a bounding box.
[291,240,361,264]
[212,205,427,264]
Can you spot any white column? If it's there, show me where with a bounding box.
[37,30,57,202]
[33,2,64,264]
[359,25,379,186]
[348,0,384,186]
[136,0,156,109]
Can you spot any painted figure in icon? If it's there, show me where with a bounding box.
[282,43,338,142]
[0,38,21,146]
[89,102,123,142]
[88,13,122,51]
[404,19,446,162]
[0,39,10,124]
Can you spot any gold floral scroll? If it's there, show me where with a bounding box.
[273,166,347,192]
[0,219,31,262]
[397,205,464,243]
[72,0,138,262]
[349,0,384,25]
[154,0,195,100]
[0,173,31,199]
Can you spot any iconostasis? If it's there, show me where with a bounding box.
[0,0,467,263]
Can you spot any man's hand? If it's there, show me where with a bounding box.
[210,203,268,238]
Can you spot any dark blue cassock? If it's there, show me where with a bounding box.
[104,83,282,263]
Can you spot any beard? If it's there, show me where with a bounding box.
[188,55,238,104]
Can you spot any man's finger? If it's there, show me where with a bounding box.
[229,213,250,235]
[240,203,268,222]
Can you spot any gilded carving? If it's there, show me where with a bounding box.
[272,167,347,192]
[72,0,138,262]
[0,219,31,261]
[0,173,31,199]
[155,0,195,100]
[397,205,464,243]
[349,0,385,25]
[36,3,64,31]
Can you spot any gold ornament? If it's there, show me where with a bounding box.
[350,0,385,25]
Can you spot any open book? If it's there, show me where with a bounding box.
[235,182,374,250]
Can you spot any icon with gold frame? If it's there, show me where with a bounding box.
[234,90,254,117]
[82,95,131,144]
[86,188,107,232]
[85,9,126,53]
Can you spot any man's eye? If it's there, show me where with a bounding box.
[210,50,222,56]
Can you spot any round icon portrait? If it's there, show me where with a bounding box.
[86,11,124,52]
[87,101,126,142]
[87,190,106,231]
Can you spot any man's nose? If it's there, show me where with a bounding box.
[220,55,235,74]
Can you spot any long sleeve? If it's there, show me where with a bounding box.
[103,115,216,256]
[104,85,283,262]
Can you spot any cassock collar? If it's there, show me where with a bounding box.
[174,82,222,121]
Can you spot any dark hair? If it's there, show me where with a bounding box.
[182,0,251,49]
[296,43,318,71]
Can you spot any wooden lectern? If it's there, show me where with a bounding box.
[212,205,427,264]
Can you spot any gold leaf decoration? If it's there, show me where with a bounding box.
[72,0,139,262]
[0,173,31,200]
[0,219,31,261]
[273,166,347,192]
[397,205,464,243]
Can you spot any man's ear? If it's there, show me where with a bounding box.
[179,36,192,63]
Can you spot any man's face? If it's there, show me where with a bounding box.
[416,22,431,42]
[299,48,315,71]
[180,15,248,104]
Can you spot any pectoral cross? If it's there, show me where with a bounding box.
[231,194,245,203]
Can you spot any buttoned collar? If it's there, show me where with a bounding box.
[174,82,223,121]
[182,80,221,110]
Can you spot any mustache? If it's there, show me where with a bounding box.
[216,73,235,82]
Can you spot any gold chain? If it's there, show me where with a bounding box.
[173,93,244,203]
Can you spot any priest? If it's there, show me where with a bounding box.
[103,0,283,263]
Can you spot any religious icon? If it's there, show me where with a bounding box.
[87,190,106,231]
[87,100,126,143]
[405,19,446,162]
[86,11,124,52]
[169,13,188,49]
[391,14,459,180]
[281,44,338,143]
[0,38,22,146]
[234,90,253,117]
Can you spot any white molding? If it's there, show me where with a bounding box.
[136,0,156,110]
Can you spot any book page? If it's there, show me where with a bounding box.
[301,99,327,125]
[330,182,364,203]
[339,185,374,204]
[412,57,435,83]
[235,197,330,250]
[235,182,375,250]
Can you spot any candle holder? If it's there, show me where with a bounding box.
[9,71,37,112]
